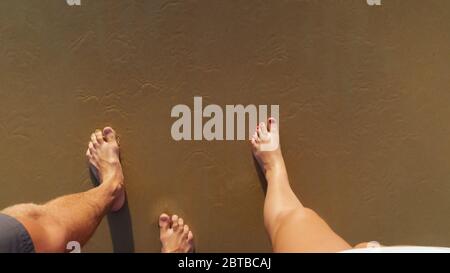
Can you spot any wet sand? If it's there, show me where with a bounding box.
[0,0,449,252]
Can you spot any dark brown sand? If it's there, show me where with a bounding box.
[0,0,449,252]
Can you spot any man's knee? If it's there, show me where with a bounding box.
[2,203,68,252]
[1,203,44,220]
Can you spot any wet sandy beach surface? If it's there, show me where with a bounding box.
[0,0,449,252]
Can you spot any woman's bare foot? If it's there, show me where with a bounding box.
[250,117,286,176]
[86,127,125,212]
[159,213,194,253]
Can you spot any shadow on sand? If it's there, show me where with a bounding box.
[253,156,267,195]
[89,166,135,253]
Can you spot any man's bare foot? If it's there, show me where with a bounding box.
[250,117,285,175]
[159,213,194,253]
[86,127,125,212]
